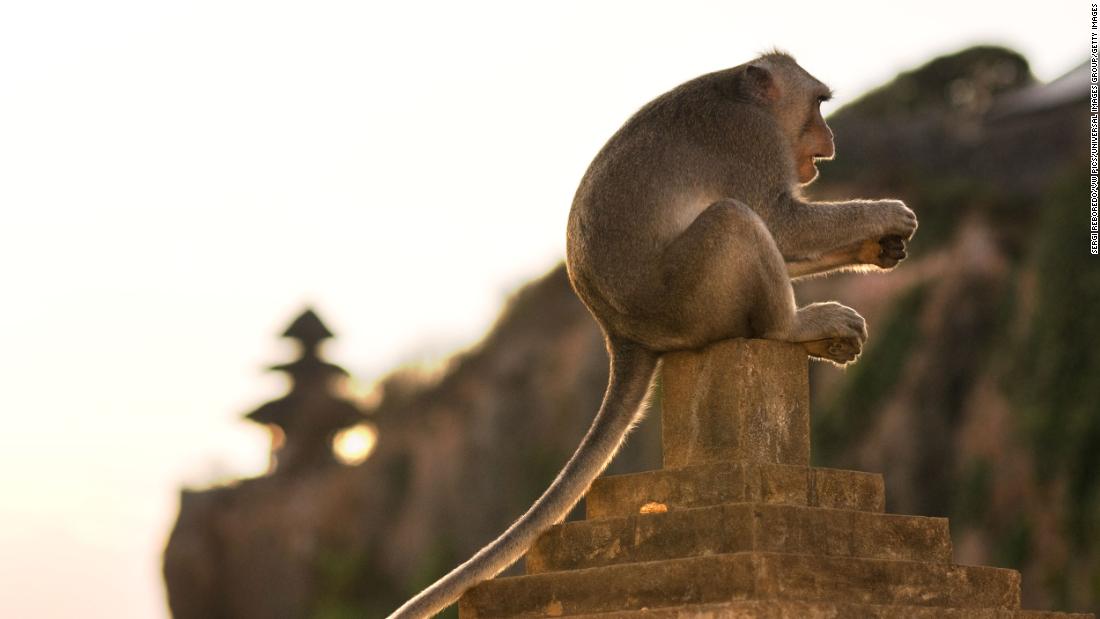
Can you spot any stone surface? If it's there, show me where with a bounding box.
[458,336,1095,619]
[557,601,1093,618]
[661,339,809,467]
[527,503,951,574]
[585,463,885,520]
[460,553,1020,618]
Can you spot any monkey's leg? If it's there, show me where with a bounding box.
[655,199,796,345]
[656,200,865,365]
[786,243,864,278]
[786,235,908,279]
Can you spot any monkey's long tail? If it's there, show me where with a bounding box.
[386,338,660,619]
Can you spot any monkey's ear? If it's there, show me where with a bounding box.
[741,64,781,104]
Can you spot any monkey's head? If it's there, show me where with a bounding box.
[740,53,835,185]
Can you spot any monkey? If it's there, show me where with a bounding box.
[387,51,917,619]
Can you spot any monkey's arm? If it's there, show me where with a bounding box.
[765,195,916,261]
[786,236,907,279]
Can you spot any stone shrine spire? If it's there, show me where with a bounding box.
[245,308,365,473]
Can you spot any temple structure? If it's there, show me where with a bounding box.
[245,308,365,473]
[459,339,1094,618]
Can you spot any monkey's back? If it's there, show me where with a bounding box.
[566,70,790,335]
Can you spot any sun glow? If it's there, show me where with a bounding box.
[331,423,378,466]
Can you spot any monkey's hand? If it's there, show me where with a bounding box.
[874,199,918,240]
[857,235,908,269]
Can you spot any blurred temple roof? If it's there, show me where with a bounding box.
[991,59,1089,118]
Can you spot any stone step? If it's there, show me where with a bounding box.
[526,503,950,575]
[586,462,884,520]
[556,601,1094,618]
[459,552,1020,618]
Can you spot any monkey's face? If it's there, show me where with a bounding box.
[794,97,834,185]
[741,58,836,185]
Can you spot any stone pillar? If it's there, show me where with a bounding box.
[660,338,809,467]
[461,337,1090,618]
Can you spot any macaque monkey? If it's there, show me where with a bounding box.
[389,51,917,618]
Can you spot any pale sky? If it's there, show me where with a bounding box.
[0,1,1079,617]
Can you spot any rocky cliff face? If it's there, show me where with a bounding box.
[165,266,628,618]
[163,46,1097,617]
[799,46,1096,614]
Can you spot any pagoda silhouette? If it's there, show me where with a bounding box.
[245,307,366,474]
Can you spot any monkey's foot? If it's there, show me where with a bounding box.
[802,337,862,366]
[789,302,867,343]
[785,302,867,367]
[859,236,907,269]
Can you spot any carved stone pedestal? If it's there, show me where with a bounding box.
[458,339,1092,618]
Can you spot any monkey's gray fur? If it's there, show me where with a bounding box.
[388,51,917,619]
